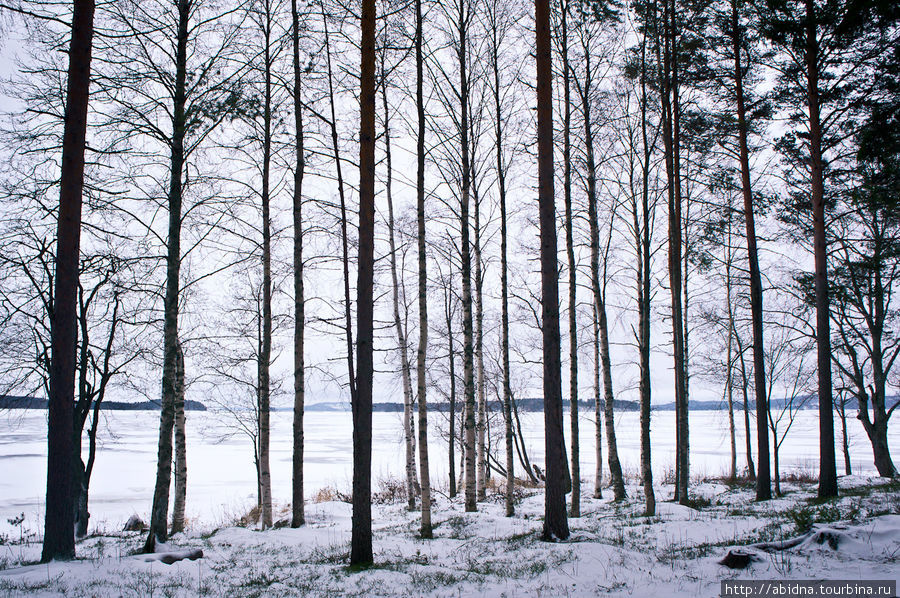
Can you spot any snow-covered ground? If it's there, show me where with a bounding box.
[0,475,897,596]
[1,408,896,539]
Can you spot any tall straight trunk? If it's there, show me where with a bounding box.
[350,0,376,567]
[145,0,189,553]
[593,303,602,498]
[382,69,418,510]
[536,0,569,542]
[638,32,656,515]
[730,0,769,498]
[257,5,274,529]
[488,0,515,517]
[445,282,457,498]
[475,180,487,502]
[804,0,837,498]
[560,0,580,518]
[290,0,306,529]
[734,325,756,479]
[725,226,737,481]
[659,0,689,504]
[580,40,625,503]
[171,340,187,534]
[414,0,432,536]
[42,0,95,563]
[454,0,477,514]
[322,11,356,401]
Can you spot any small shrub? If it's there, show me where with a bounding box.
[313,486,351,503]
[373,477,407,505]
[789,506,815,534]
[683,496,712,510]
[816,504,843,524]
[780,469,818,484]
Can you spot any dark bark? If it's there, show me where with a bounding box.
[804,0,837,498]
[258,3,274,528]
[658,0,689,504]
[73,284,117,539]
[454,0,477,514]
[734,324,756,480]
[350,0,376,567]
[639,31,655,515]
[730,0,770,499]
[415,0,432,536]
[290,0,306,529]
[42,0,95,563]
[536,0,569,542]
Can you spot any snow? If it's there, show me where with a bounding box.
[0,476,897,596]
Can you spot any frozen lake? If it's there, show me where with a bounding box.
[0,407,894,535]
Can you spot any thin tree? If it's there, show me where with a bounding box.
[558,0,580,516]
[381,55,418,511]
[290,0,307,528]
[486,0,516,517]
[414,0,432,537]
[256,0,276,530]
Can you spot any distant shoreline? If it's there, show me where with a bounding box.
[0,395,208,411]
[5,394,874,414]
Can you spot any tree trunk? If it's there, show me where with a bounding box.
[536,0,569,542]
[475,178,487,502]
[593,304,602,499]
[730,0,769,499]
[454,0,477,514]
[322,11,356,403]
[290,0,306,529]
[488,0,515,517]
[414,0,432,537]
[446,281,457,498]
[171,340,187,534]
[258,8,274,529]
[858,395,897,477]
[145,0,188,553]
[638,31,655,516]
[350,0,376,567]
[658,0,689,505]
[42,0,95,563]
[382,67,418,511]
[805,0,837,499]
[734,325,756,480]
[837,400,851,475]
[725,216,737,481]
[560,0,580,518]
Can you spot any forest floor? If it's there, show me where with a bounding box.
[0,474,898,597]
